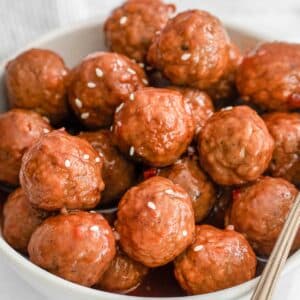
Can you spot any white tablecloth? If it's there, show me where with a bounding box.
[1,1,300,299]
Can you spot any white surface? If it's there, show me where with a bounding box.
[0,1,300,299]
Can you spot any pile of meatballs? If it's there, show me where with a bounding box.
[1,0,300,297]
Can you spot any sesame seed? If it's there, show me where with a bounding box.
[195,96,205,107]
[81,112,90,119]
[127,68,136,75]
[129,146,135,156]
[61,70,68,76]
[120,16,128,25]
[142,78,149,85]
[95,157,101,163]
[181,53,192,61]
[117,121,122,127]
[90,210,96,213]
[174,159,182,165]
[147,201,156,210]
[194,245,204,252]
[129,93,135,101]
[139,63,145,68]
[65,159,71,168]
[155,30,160,35]
[87,82,96,88]
[83,154,90,160]
[222,106,233,111]
[165,189,186,199]
[227,225,235,231]
[182,230,188,237]
[110,125,113,131]
[195,128,201,135]
[116,102,124,113]
[75,98,83,108]
[95,68,104,78]
[90,225,99,232]
[239,148,246,158]
[98,152,104,158]
[43,128,50,134]
[116,60,123,67]
[42,116,50,123]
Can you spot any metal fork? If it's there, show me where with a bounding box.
[251,192,300,300]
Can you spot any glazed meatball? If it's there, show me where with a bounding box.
[159,156,216,223]
[28,211,116,287]
[79,130,137,206]
[263,112,300,186]
[205,43,242,101]
[104,0,176,62]
[113,87,195,167]
[174,225,256,295]
[2,188,50,253]
[96,248,148,293]
[147,10,231,89]
[198,106,274,185]
[0,109,52,186]
[20,130,104,211]
[68,52,147,129]
[227,177,300,256]
[169,87,214,138]
[236,42,300,111]
[116,176,195,267]
[5,49,69,124]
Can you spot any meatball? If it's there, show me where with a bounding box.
[104,0,176,62]
[20,130,104,211]
[198,106,274,185]
[236,42,300,111]
[174,225,256,295]
[79,130,137,206]
[2,188,50,253]
[263,112,300,186]
[5,49,69,124]
[147,10,231,89]
[113,87,195,167]
[68,52,147,129]
[205,43,242,101]
[0,109,52,186]
[116,176,195,267]
[227,177,300,256]
[159,156,216,223]
[28,211,116,287]
[169,87,214,138]
[96,248,148,293]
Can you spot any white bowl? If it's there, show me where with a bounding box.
[0,18,300,300]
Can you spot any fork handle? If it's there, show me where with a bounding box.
[251,192,300,300]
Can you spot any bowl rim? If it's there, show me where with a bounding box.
[0,16,297,300]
